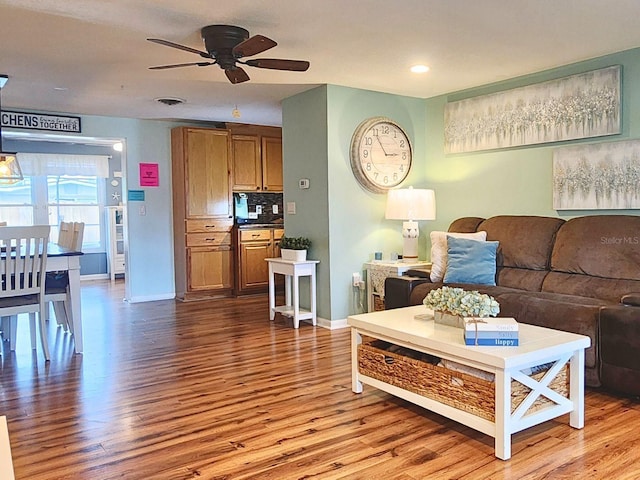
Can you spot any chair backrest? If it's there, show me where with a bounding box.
[0,226,50,298]
[70,222,85,252]
[57,221,73,249]
[57,221,84,251]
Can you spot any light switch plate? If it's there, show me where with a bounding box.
[286,202,296,214]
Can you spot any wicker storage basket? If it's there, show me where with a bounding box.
[358,340,569,422]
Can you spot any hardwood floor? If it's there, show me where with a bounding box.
[2,280,640,479]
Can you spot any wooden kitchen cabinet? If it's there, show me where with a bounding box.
[231,134,262,191]
[261,136,283,192]
[172,127,234,300]
[236,228,284,294]
[230,125,282,192]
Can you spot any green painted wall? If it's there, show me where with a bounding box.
[423,48,640,234]
[284,47,640,324]
[283,85,428,322]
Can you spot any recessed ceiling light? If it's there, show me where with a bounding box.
[53,87,68,91]
[410,65,430,74]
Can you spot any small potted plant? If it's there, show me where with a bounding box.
[279,235,311,261]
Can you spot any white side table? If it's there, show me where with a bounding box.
[364,260,430,312]
[266,258,320,328]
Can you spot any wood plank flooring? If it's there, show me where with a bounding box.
[2,280,640,479]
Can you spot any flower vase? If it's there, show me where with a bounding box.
[433,310,465,329]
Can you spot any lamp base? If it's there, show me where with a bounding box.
[401,220,419,261]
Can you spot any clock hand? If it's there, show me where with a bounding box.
[375,135,391,156]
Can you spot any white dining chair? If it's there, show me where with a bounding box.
[46,222,84,333]
[0,225,51,361]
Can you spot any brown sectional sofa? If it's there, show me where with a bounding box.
[384,215,640,394]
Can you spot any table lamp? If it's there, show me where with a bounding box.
[385,187,436,261]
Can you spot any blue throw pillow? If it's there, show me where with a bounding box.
[443,236,499,286]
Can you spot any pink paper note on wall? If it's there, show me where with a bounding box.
[139,163,159,187]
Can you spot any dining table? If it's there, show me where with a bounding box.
[47,243,84,353]
[1,242,84,354]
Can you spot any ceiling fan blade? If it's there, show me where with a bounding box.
[232,35,277,58]
[225,67,250,84]
[147,38,211,59]
[244,58,310,72]
[149,62,216,70]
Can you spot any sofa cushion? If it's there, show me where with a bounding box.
[443,236,499,285]
[448,217,485,233]
[542,271,640,303]
[488,291,608,375]
[407,281,529,309]
[477,215,565,270]
[551,215,640,281]
[429,230,487,282]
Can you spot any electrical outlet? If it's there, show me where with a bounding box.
[352,272,361,286]
[256,205,262,214]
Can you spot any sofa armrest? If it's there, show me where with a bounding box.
[384,276,431,310]
[599,304,640,395]
[405,268,431,278]
[621,293,640,307]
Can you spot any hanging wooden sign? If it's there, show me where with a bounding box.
[0,110,81,133]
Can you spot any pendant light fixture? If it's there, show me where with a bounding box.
[0,75,23,184]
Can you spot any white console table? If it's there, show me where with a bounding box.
[266,258,319,328]
[364,260,430,312]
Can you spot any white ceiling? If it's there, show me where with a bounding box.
[1,0,640,127]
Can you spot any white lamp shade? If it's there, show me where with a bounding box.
[385,188,436,221]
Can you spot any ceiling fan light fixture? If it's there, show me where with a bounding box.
[155,97,185,106]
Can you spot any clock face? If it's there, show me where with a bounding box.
[350,117,412,193]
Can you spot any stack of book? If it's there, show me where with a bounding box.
[463,317,519,346]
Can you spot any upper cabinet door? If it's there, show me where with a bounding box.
[261,136,283,192]
[184,128,231,218]
[231,135,262,191]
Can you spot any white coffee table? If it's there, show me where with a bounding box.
[348,305,591,460]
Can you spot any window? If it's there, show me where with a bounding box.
[0,153,110,252]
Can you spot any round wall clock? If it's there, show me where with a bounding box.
[350,116,413,193]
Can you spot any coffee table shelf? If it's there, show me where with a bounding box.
[348,305,590,460]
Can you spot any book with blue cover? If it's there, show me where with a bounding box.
[463,317,518,331]
[464,337,519,346]
[464,330,519,339]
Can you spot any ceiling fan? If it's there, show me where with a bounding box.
[148,25,310,84]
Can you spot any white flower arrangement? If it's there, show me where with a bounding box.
[422,286,500,318]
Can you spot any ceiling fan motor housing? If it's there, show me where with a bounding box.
[201,25,249,69]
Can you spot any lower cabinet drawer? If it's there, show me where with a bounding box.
[240,229,272,242]
[187,232,232,247]
[186,218,233,233]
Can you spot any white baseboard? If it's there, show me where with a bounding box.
[317,317,349,330]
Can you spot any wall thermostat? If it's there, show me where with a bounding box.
[299,178,310,189]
